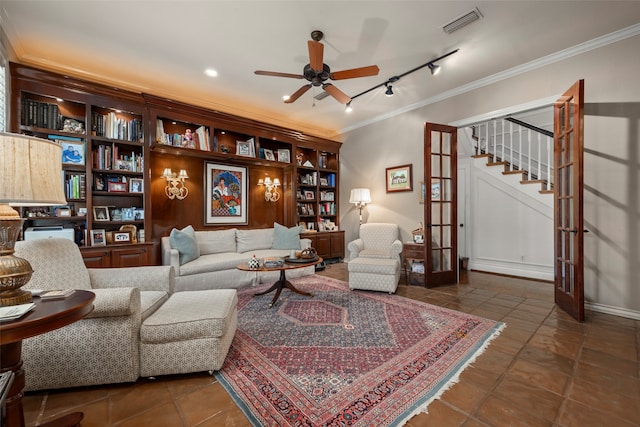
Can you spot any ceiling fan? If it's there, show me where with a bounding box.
[254,30,380,105]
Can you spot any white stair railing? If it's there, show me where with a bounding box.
[473,117,554,190]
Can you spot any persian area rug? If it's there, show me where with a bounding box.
[215,275,504,427]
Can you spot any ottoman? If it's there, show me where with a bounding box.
[139,289,238,377]
[348,257,400,294]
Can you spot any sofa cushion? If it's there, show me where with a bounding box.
[272,222,302,250]
[236,228,273,253]
[140,291,170,320]
[179,252,249,277]
[196,228,236,255]
[170,225,200,265]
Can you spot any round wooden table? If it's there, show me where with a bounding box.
[0,290,95,427]
[237,257,323,307]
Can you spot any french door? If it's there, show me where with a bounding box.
[424,123,458,287]
[554,80,585,322]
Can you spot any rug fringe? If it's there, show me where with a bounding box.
[395,321,507,426]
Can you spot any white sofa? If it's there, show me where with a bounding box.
[161,226,315,292]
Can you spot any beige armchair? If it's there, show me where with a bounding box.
[347,223,402,293]
[14,238,174,391]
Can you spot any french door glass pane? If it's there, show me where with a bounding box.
[432,131,441,154]
[442,156,451,178]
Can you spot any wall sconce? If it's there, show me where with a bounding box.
[349,188,371,224]
[257,176,280,202]
[161,168,189,200]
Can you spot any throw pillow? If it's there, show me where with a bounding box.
[169,225,200,265]
[272,222,302,250]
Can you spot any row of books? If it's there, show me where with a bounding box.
[319,202,337,215]
[93,143,143,172]
[21,99,65,131]
[65,173,86,200]
[320,173,336,187]
[299,172,317,185]
[92,111,143,142]
[156,120,211,151]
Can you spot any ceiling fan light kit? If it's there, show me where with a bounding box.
[254,30,380,105]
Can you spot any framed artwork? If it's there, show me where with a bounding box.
[205,162,247,225]
[90,229,106,246]
[121,207,135,221]
[419,181,426,204]
[61,141,85,165]
[277,148,290,163]
[385,164,413,193]
[304,190,314,200]
[129,178,143,193]
[264,149,275,161]
[93,206,110,221]
[55,208,71,217]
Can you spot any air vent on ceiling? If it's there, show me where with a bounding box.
[442,7,483,34]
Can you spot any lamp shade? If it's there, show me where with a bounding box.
[0,132,67,207]
[349,188,371,204]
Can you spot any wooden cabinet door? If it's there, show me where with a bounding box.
[111,245,152,268]
[314,233,331,258]
[81,248,111,268]
[330,231,345,258]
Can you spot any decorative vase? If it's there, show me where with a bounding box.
[248,255,260,269]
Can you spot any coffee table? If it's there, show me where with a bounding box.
[237,257,323,307]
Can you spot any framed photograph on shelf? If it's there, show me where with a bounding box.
[112,231,131,244]
[277,148,290,163]
[307,222,315,230]
[236,138,255,157]
[90,229,106,246]
[121,207,134,221]
[385,164,413,193]
[129,178,143,193]
[61,141,85,165]
[304,190,314,200]
[93,206,110,221]
[205,162,248,225]
[264,149,275,161]
[108,181,127,192]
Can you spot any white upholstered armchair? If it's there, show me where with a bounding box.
[14,238,174,391]
[347,223,403,293]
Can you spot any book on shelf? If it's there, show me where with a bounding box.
[39,289,75,300]
[0,302,36,321]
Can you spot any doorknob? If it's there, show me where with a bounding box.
[459,224,464,227]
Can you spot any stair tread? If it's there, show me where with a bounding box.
[503,170,526,175]
[539,189,554,194]
[487,161,507,167]
[520,179,545,184]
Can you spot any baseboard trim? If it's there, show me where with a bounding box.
[586,302,640,321]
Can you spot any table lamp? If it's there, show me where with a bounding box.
[0,132,67,306]
[349,188,371,224]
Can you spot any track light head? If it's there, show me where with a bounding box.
[428,63,441,76]
[345,101,353,113]
[385,84,394,97]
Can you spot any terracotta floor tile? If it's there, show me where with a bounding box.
[458,365,503,391]
[517,344,575,376]
[568,377,640,424]
[492,376,563,422]
[413,399,468,426]
[507,359,570,395]
[528,330,583,360]
[113,402,184,427]
[109,381,174,423]
[439,379,489,414]
[574,360,640,398]
[579,347,638,378]
[475,394,553,427]
[558,399,639,427]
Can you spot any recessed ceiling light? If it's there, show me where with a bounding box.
[205,69,218,77]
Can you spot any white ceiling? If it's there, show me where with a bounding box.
[2,1,640,140]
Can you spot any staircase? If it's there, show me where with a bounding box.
[470,116,554,194]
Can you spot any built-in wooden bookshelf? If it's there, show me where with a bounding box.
[10,63,342,265]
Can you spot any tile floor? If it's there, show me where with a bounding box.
[22,263,639,426]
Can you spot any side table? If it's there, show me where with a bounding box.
[402,242,425,286]
[0,290,95,427]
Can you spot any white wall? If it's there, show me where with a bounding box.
[340,34,640,317]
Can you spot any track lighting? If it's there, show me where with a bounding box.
[347,49,459,102]
[428,63,440,76]
[345,102,353,113]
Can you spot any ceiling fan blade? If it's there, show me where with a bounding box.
[284,84,312,104]
[322,84,351,104]
[330,65,380,80]
[255,70,304,79]
[308,40,324,71]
